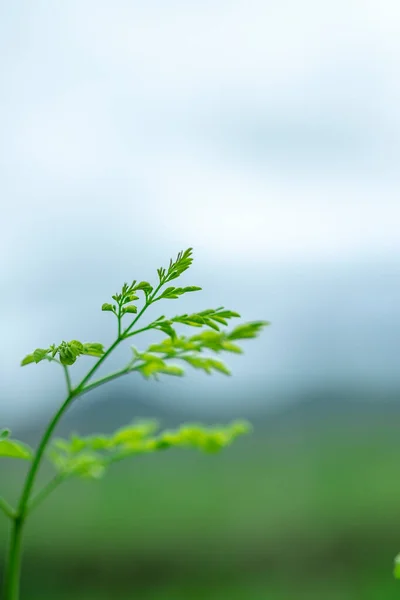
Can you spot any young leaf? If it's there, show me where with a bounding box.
[227,321,270,340]
[134,281,153,297]
[181,355,231,375]
[156,286,202,301]
[171,307,240,331]
[21,348,55,366]
[122,305,138,314]
[0,438,33,460]
[164,248,194,282]
[101,303,116,313]
[21,353,35,366]
[135,358,184,380]
[394,554,400,579]
[82,342,105,358]
[47,419,251,480]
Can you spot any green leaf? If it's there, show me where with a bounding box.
[82,342,105,358]
[0,429,10,439]
[181,355,231,375]
[112,421,159,445]
[134,281,153,296]
[157,286,202,301]
[228,321,270,340]
[136,359,184,380]
[101,303,115,312]
[154,321,177,339]
[58,344,78,366]
[394,554,400,579]
[69,340,84,353]
[47,419,251,480]
[0,439,33,460]
[122,305,138,314]
[21,353,35,366]
[171,308,240,331]
[33,348,51,363]
[164,248,194,282]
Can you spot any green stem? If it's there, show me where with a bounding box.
[121,324,154,339]
[3,517,24,600]
[27,474,66,515]
[79,366,131,396]
[3,290,161,599]
[62,365,72,395]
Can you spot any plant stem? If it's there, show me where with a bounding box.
[79,366,131,395]
[3,289,161,599]
[62,365,72,395]
[3,516,24,600]
[27,474,66,515]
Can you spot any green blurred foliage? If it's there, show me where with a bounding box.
[1,419,400,598]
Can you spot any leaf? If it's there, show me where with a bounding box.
[171,308,240,331]
[122,305,138,314]
[21,353,35,366]
[0,429,10,439]
[69,340,84,353]
[33,348,50,363]
[111,421,159,445]
[157,286,202,301]
[394,554,400,579]
[82,342,105,358]
[228,321,270,340]
[101,303,115,312]
[181,355,230,376]
[134,281,153,296]
[165,248,194,282]
[58,344,78,365]
[0,439,33,460]
[154,321,177,339]
[47,419,251,479]
[220,340,242,353]
[136,359,184,379]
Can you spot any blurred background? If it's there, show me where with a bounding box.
[1,1,400,598]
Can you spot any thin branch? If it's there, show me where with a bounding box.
[0,496,16,520]
[122,324,154,339]
[79,367,132,396]
[27,474,66,515]
[62,365,72,395]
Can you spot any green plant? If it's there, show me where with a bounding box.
[0,248,268,600]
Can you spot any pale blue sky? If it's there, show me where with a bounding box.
[1,1,400,421]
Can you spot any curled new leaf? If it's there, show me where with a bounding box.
[22,340,105,367]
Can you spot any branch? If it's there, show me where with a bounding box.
[0,496,16,519]
[27,474,66,515]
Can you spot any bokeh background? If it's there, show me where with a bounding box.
[1,1,400,598]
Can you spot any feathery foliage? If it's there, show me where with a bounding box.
[1,247,268,600]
